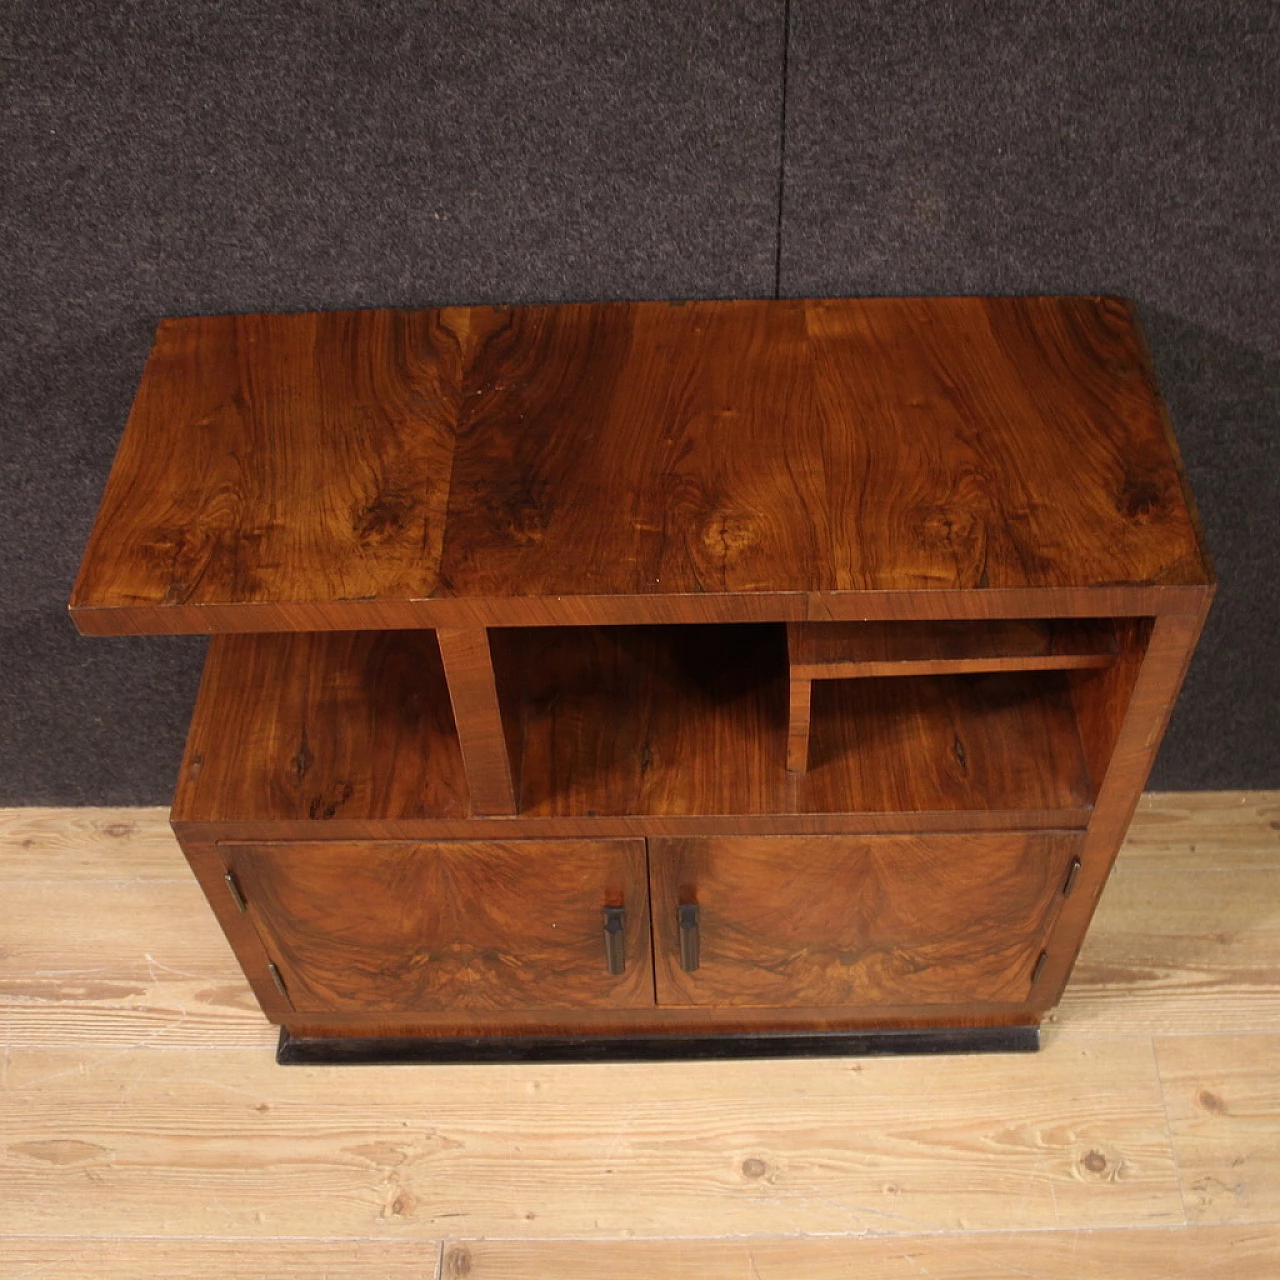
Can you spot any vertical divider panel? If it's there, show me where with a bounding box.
[787,674,813,772]
[436,628,519,817]
[786,620,813,773]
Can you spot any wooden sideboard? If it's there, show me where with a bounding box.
[70,297,1214,1063]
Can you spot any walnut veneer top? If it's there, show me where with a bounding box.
[70,296,1211,635]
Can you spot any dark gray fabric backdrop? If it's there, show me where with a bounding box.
[1,0,1275,803]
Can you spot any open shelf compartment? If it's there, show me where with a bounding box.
[173,620,1152,830]
[497,624,1095,823]
[785,618,1123,774]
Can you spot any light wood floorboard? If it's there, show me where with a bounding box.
[0,807,183,880]
[448,1225,1280,1279]
[1157,1033,1280,1225]
[1050,864,1280,1038]
[1117,792,1280,871]
[0,1039,1183,1237]
[3,1237,438,1279]
[1,792,1278,1275]
[1,880,268,1049]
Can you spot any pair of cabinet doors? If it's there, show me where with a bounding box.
[219,832,1076,1016]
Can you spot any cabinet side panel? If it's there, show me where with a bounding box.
[173,836,291,1023]
[1041,602,1212,1006]
[1069,616,1152,797]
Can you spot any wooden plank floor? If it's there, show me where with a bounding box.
[2,793,1278,1277]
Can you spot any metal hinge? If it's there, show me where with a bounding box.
[267,962,289,999]
[1061,857,1082,899]
[224,869,248,913]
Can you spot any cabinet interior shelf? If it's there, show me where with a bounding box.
[788,618,1119,680]
[783,617,1119,775]
[174,622,1100,828]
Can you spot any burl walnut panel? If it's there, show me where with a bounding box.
[72,309,459,621]
[221,839,653,1013]
[70,297,1210,636]
[176,625,1095,829]
[175,630,471,825]
[650,834,1078,1008]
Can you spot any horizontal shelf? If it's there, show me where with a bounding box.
[175,625,1094,828]
[175,631,471,826]
[788,618,1118,680]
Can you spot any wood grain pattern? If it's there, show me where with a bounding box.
[0,806,179,879]
[3,1238,437,1278]
[65,295,1214,1066]
[788,617,1118,678]
[516,625,1093,821]
[177,840,299,1021]
[1038,607,1210,1006]
[796,296,1210,596]
[172,630,469,825]
[8,800,1273,1049]
[71,309,459,623]
[1157,1034,1280,1224]
[0,879,263,1049]
[804,669,1093,814]
[275,1006,1038,1043]
[223,839,653,1013]
[172,625,1095,828]
[175,811,1083,845]
[5,796,1280,1259]
[70,297,1212,636]
[436,628,518,816]
[1120,790,1280,870]
[68,583,1214,633]
[9,1229,1279,1280]
[449,1226,1280,1280]
[786,673,812,772]
[71,801,1276,873]
[1069,615,1151,799]
[1051,865,1280,1038]
[650,834,1077,1008]
[515,623,786,821]
[0,1039,1182,1238]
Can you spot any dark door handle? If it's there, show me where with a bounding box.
[603,906,626,975]
[678,903,700,972]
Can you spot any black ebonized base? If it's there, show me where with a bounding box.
[276,1024,1040,1065]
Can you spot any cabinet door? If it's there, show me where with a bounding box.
[222,839,653,1013]
[650,833,1077,1008]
